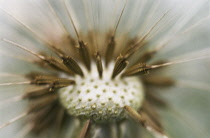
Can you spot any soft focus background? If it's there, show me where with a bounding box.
[0,0,210,138]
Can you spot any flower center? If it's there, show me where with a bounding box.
[59,62,144,122]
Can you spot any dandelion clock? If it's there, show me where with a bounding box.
[0,0,210,138]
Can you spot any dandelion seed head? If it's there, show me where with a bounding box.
[59,62,144,122]
[0,0,210,137]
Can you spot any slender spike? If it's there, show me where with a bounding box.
[62,0,91,70]
[45,57,74,75]
[45,0,69,36]
[31,75,75,88]
[4,40,70,73]
[140,14,210,62]
[0,81,31,86]
[139,39,170,63]
[124,106,144,124]
[79,120,91,138]
[1,38,46,60]
[139,109,165,137]
[124,105,168,138]
[123,10,170,59]
[125,63,146,73]
[182,15,210,34]
[0,85,50,106]
[143,15,210,60]
[26,73,57,79]
[0,49,34,63]
[113,0,128,36]
[122,63,148,77]
[2,38,74,74]
[62,0,80,39]
[0,8,58,53]
[105,0,127,66]
[123,54,210,77]
[77,41,91,71]
[95,52,103,78]
[112,54,129,79]
[137,0,161,33]
[0,94,60,131]
[49,46,66,57]
[148,54,210,69]
[2,5,72,58]
[62,56,84,77]
[182,16,210,34]
[166,12,210,46]
[0,112,28,129]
